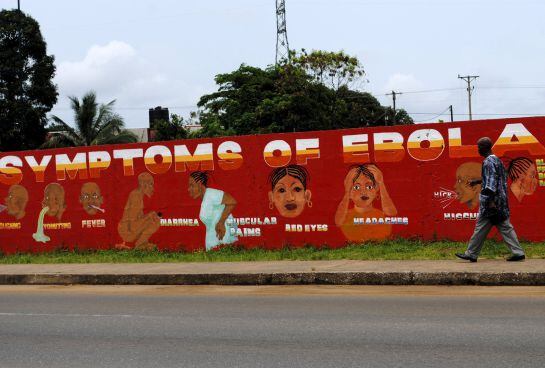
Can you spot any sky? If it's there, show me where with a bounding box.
[4,0,545,128]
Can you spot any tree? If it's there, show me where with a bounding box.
[197,64,338,136]
[42,91,137,148]
[290,49,366,91]
[151,114,189,142]
[196,51,412,137]
[0,10,58,151]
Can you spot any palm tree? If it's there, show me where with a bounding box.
[42,91,137,148]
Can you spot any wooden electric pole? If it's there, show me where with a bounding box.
[386,90,402,125]
[458,75,479,120]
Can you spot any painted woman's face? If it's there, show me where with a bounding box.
[269,175,310,218]
[188,177,204,200]
[350,176,378,209]
[519,164,538,195]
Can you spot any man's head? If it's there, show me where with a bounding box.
[80,182,104,215]
[5,185,29,220]
[454,162,482,209]
[42,183,66,220]
[477,137,493,157]
[138,172,155,198]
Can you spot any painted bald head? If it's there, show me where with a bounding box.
[454,162,482,209]
[5,185,29,220]
[43,183,66,220]
[80,182,104,215]
[138,172,155,198]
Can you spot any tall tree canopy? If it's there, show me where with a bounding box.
[151,114,189,142]
[196,51,413,137]
[43,91,137,148]
[291,49,366,91]
[0,10,58,151]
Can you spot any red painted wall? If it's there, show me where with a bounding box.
[1,116,544,254]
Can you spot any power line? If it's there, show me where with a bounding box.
[407,112,545,116]
[412,106,451,123]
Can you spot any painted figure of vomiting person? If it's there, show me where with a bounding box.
[188,171,238,251]
[42,183,66,221]
[117,172,161,250]
[335,164,397,242]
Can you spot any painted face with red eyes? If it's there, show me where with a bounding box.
[519,164,538,195]
[349,175,378,210]
[269,175,311,218]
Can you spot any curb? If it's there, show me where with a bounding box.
[1,272,545,286]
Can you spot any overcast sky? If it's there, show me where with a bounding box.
[5,0,545,128]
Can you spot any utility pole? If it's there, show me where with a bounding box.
[17,0,20,10]
[386,90,402,125]
[275,0,290,65]
[458,75,479,120]
[449,105,454,122]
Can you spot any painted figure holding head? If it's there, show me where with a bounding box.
[335,164,397,241]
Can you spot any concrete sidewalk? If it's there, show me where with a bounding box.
[1,259,545,286]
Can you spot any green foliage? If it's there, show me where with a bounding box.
[196,51,413,137]
[0,10,58,151]
[1,240,544,264]
[42,91,137,148]
[290,49,366,90]
[151,114,189,142]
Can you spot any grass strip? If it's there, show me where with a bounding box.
[1,240,545,264]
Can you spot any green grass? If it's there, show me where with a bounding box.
[1,240,545,264]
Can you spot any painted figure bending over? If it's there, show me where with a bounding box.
[456,137,525,262]
[335,164,397,242]
[507,157,538,203]
[268,165,312,218]
[117,172,161,250]
[188,171,238,251]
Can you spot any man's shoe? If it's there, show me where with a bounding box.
[455,253,477,262]
[506,254,525,262]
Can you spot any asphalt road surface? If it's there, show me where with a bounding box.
[1,286,545,368]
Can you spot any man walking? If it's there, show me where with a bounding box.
[455,137,525,262]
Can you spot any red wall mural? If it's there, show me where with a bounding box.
[1,116,544,254]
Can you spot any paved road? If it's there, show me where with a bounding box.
[1,286,545,368]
